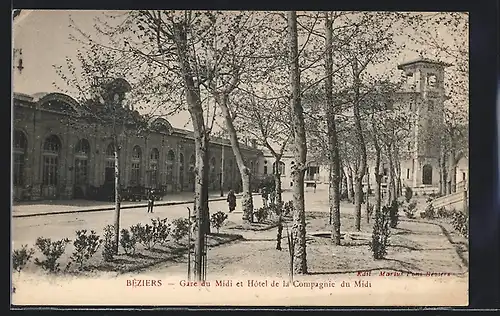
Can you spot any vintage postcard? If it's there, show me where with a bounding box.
[11,10,469,306]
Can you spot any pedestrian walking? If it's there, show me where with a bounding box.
[261,187,269,207]
[147,190,155,213]
[227,189,236,213]
[313,181,317,193]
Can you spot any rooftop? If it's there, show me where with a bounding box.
[397,57,453,70]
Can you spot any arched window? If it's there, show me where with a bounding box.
[422,164,433,185]
[104,143,115,183]
[74,139,90,185]
[273,161,286,175]
[189,154,195,172]
[166,150,175,184]
[188,154,196,191]
[210,156,217,187]
[13,130,27,186]
[42,135,61,186]
[227,159,233,180]
[263,159,268,175]
[179,153,185,190]
[131,146,142,186]
[149,148,159,188]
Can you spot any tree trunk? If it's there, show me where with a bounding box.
[113,139,121,255]
[439,150,447,195]
[324,12,341,245]
[287,11,307,274]
[217,94,254,222]
[275,163,283,250]
[371,115,382,216]
[446,150,457,194]
[347,167,354,203]
[274,161,283,206]
[449,152,458,194]
[365,166,370,224]
[394,149,402,197]
[387,144,396,206]
[172,22,210,281]
[351,61,367,232]
[341,169,348,200]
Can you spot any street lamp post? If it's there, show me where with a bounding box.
[220,141,224,197]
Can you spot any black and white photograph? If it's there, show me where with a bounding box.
[11,10,469,306]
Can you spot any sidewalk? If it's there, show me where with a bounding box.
[12,191,236,218]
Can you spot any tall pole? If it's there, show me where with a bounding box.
[112,93,121,254]
[220,141,224,197]
[187,207,191,281]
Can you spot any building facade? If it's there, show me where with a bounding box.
[12,91,262,201]
[299,58,467,193]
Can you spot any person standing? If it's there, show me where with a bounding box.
[147,190,155,213]
[226,189,236,213]
[261,187,269,207]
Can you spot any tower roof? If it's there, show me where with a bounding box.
[397,57,453,70]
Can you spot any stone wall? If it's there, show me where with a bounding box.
[431,189,468,213]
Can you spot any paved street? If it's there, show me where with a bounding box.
[12,190,283,248]
[12,187,352,248]
[11,185,401,249]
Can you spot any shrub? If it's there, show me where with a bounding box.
[282,201,294,217]
[404,187,413,203]
[421,203,435,219]
[130,218,171,250]
[389,200,399,228]
[151,218,171,246]
[102,224,117,262]
[404,201,417,219]
[437,207,449,218]
[254,207,270,223]
[210,211,229,233]
[370,206,390,259]
[12,245,35,273]
[451,211,468,238]
[34,237,70,273]
[120,228,137,255]
[70,230,102,270]
[171,218,191,243]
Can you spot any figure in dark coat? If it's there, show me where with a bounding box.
[227,190,237,213]
[147,190,155,213]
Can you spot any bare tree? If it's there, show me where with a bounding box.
[53,43,164,254]
[287,11,308,274]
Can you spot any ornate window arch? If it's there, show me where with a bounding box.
[42,135,61,186]
[149,148,159,188]
[166,150,175,184]
[74,139,90,185]
[13,130,27,186]
[131,146,142,185]
[210,156,217,187]
[273,161,285,175]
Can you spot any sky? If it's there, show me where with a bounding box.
[12,10,466,132]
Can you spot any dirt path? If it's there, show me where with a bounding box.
[124,212,468,280]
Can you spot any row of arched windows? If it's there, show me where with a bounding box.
[13,130,240,194]
[13,131,195,190]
